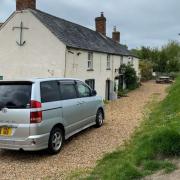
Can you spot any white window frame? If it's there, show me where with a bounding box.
[107,54,111,70]
[131,57,134,65]
[88,52,93,70]
[120,56,123,65]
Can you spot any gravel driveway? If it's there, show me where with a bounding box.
[0,81,169,180]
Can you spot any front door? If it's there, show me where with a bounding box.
[105,80,111,100]
[119,75,124,90]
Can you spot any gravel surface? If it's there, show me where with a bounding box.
[0,81,169,180]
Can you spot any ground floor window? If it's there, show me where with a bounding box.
[0,76,3,80]
[85,79,95,90]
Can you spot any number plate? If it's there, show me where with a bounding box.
[0,127,12,136]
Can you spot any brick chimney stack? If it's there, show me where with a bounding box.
[112,26,120,43]
[16,0,36,11]
[95,12,106,36]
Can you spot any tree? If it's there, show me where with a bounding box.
[131,41,180,74]
[123,64,138,90]
[139,60,153,81]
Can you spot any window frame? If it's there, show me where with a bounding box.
[106,54,111,70]
[120,56,123,65]
[87,52,93,70]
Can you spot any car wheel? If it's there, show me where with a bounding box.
[48,127,64,154]
[95,109,104,128]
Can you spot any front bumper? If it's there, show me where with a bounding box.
[0,133,50,151]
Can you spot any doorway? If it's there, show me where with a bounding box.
[105,80,111,100]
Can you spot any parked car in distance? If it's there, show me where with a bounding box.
[0,78,104,154]
[156,76,173,84]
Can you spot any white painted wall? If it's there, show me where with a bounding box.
[0,9,140,100]
[65,49,140,99]
[0,10,66,80]
[65,49,112,99]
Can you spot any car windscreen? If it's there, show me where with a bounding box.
[0,82,32,109]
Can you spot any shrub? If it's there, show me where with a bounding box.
[119,64,138,90]
[139,60,153,81]
[118,89,129,97]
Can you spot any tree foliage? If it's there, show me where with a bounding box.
[139,60,153,81]
[120,64,138,90]
[132,41,180,73]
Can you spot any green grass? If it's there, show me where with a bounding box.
[86,77,180,180]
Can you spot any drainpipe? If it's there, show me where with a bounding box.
[64,49,68,77]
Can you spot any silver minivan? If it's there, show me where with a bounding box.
[0,78,104,154]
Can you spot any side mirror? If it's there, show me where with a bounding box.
[91,90,97,96]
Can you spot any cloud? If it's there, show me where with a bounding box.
[0,0,180,49]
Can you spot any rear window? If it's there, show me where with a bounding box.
[0,82,32,109]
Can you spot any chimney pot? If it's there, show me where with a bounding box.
[16,0,36,11]
[95,12,106,36]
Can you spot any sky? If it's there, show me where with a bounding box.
[0,0,180,49]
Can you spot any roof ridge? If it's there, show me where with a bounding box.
[30,9,134,57]
[30,9,127,47]
[31,9,100,35]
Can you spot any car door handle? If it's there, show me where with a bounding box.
[77,101,86,105]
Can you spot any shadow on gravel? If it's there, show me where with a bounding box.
[0,125,99,162]
[0,149,50,162]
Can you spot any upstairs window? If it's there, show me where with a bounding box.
[131,57,134,65]
[120,56,123,65]
[88,52,93,70]
[107,55,111,70]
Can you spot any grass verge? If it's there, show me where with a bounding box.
[86,78,180,180]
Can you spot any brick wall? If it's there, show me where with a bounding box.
[95,12,106,36]
[16,0,36,11]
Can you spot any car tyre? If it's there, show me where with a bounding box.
[95,109,104,128]
[48,127,64,155]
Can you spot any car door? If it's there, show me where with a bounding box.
[59,80,82,135]
[40,81,63,135]
[75,81,97,126]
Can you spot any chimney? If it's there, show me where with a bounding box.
[95,12,106,36]
[112,26,120,43]
[16,0,36,11]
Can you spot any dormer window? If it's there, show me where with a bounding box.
[107,54,111,70]
[87,52,93,70]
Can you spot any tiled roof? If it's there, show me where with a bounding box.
[31,9,133,56]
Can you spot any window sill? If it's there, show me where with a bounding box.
[106,68,111,71]
[87,69,94,71]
